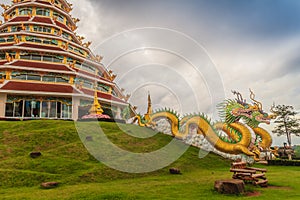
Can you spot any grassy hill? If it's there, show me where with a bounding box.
[0,120,300,200]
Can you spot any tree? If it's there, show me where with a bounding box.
[272,105,300,147]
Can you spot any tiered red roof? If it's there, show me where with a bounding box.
[32,16,54,25]
[1,81,78,94]
[0,43,14,47]
[81,88,125,103]
[0,61,7,65]
[54,20,70,31]
[9,16,30,22]
[35,0,52,5]
[74,68,110,82]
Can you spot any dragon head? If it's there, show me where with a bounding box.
[240,89,276,128]
[221,90,275,128]
[244,110,271,127]
[218,90,276,128]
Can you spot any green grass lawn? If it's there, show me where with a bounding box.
[0,120,299,200]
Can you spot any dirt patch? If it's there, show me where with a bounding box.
[245,191,261,197]
[268,186,292,190]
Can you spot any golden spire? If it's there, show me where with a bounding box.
[144,92,153,121]
[89,88,103,115]
[147,92,153,115]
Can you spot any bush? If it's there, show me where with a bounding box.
[268,159,300,166]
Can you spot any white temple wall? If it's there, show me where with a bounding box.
[0,93,7,117]
[72,96,80,121]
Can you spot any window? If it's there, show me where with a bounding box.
[11,71,41,81]
[24,25,30,31]
[74,48,85,55]
[32,38,42,43]
[42,55,53,62]
[9,10,16,18]
[57,102,61,118]
[42,74,70,83]
[43,27,51,33]
[51,40,58,45]
[75,77,94,89]
[5,103,13,117]
[67,58,99,74]
[5,96,73,119]
[11,26,18,32]
[97,83,110,93]
[67,57,74,63]
[53,55,63,63]
[27,74,41,81]
[0,28,8,33]
[26,36,58,46]
[53,29,60,35]
[11,72,27,80]
[24,100,31,117]
[42,75,55,82]
[36,8,50,16]
[62,32,69,39]
[82,79,93,89]
[62,104,72,119]
[0,72,5,79]
[32,54,41,61]
[43,39,51,45]
[50,101,57,118]
[12,70,69,83]
[33,26,51,33]
[41,101,50,118]
[11,26,24,32]
[31,101,40,117]
[20,52,63,63]
[20,53,31,60]
[7,36,14,42]
[14,101,23,117]
[19,7,32,16]
[82,64,96,73]
[0,53,5,60]
[53,12,64,22]
[56,76,69,83]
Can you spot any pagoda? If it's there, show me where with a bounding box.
[0,0,133,120]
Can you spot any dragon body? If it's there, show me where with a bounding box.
[133,90,276,160]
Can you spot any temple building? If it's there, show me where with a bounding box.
[0,0,133,120]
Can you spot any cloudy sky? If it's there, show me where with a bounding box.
[2,0,300,145]
[70,0,300,145]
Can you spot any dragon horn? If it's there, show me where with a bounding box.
[232,90,244,103]
[249,89,263,110]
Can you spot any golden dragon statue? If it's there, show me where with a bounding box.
[133,90,277,160]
